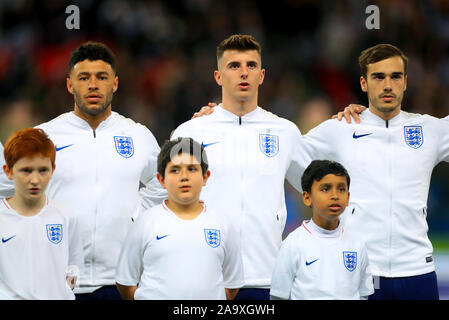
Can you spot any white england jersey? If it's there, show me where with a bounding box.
[171,105,310,288]
[303,110,449,277]
[0,143,14,198]
[115,201,244,299]
[270,220,373,300]
[0,111,167,293]
[0,198,84,300]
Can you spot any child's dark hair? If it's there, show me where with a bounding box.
[68,41,116,74]
[157,137,209,178]
[301,160,350,193]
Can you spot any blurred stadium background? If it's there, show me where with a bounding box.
[0,0,448,299]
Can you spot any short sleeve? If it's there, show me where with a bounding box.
[270,233,298,300]
[0,143,14,198]
[221,215,244,289]
[67,211,84,270]
[115,215,146,286]
[358,244,374,298]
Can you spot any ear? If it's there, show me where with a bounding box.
[404,74,407,91]
[3,165,13,181]
[259,68,265,85]
[360,76,368,92]
[202,170,211,186]
[66,77,74,95]
[156,172,166,189]
[113,76,119,93]
[302,191,312,208]
[214,70,222,86]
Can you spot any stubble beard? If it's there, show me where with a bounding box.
[73,89,114,116]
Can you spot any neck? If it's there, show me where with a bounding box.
[73,106,112,131]
[7,195,46,217]
[165,199,203,220]
[221,94,258,117]
[311,216,339,231]
[369,104,401,121]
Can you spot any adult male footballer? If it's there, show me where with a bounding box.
[0,42,166,300]
[171,34,311,300]
[302,43,449,299]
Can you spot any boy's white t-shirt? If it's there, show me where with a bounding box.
[115,201,244,300]
[0,198,84,300]
[270,219,374,300]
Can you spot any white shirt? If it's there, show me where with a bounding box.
[115,201,244,300]
[0,111,167,293]
[0,143,14,198]
[171,105,310,288]
[0,198,84,300]
[270,219,373,300]
[303,110,449,277]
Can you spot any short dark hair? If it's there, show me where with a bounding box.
[301,160,350,193]
[359,43,408,79]
[216,34,261,66]
[157,137,209,179]
[68,41,116,75]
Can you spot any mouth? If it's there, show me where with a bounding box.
[29,188,40,194]
[180,186,191,192]
[85,93,103,103]
[380,94,395,102]
[328,204,342,212]
[238,82,250,90]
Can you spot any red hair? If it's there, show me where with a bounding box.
[3,128,56,169]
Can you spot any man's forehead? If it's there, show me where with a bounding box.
[72,59,114,74]
[220,49,261,63]
[367,56,405,75]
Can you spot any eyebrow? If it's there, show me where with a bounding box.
[370,72,404,77]
[226,60,259,67]
[77,71,110,77]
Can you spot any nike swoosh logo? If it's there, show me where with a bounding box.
[201,141,220,148]
[305,259,319,266]
[55,144,74,151]
[352,132,373,139]
[156,234,170,240]
[2,235,16,243]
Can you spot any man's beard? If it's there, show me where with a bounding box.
[73,89,113,116]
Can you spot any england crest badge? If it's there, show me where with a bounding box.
[114,136,134,158]
[46,224,63,244]
[204,229,220,248]
[259,134,279,157]
[404,126,423,149]
[343,251,357,272]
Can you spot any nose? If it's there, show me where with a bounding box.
[330,190,339,200]
[180,168,189,181]
[240,65,248,79]
[383,77,392,91]
[30,172,40,185]
[88,77,99,90]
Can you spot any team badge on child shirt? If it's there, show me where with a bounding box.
[204,229,220,248]
[114,136,134,158]
[259,134,279,157]
[404,126,423,149]
[343,251,357,272]
[46,224,63,244]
